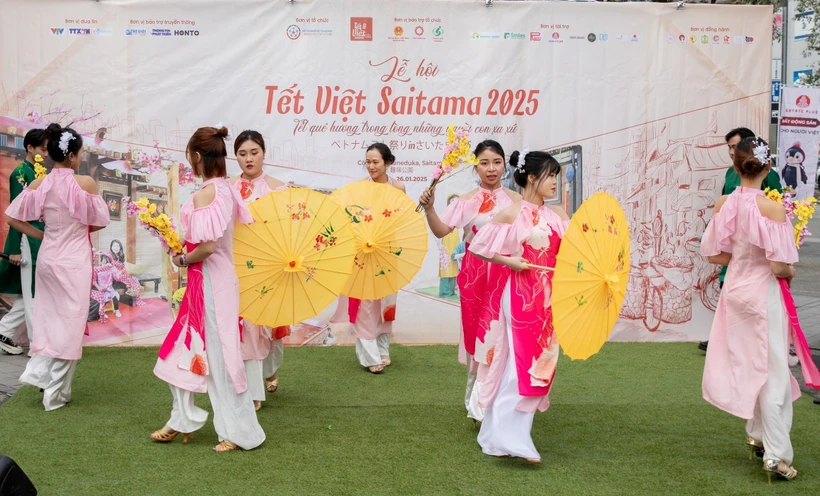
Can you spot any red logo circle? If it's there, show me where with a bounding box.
[394,26,403,36]
[415,26,424,36]
[552,32,559,39]
[797,95,811,108]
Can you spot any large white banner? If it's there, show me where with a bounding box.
[0,1,773,345]
[779,86,820,200]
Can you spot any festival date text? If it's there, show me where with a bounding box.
[394,176,430,183]
[265,85,540,117]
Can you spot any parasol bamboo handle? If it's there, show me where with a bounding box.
[526,263,554,272]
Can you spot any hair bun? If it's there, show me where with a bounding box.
[45,123,62,139]
[215,126,229,139]
[739,156,764,177]
[509,150,520,168]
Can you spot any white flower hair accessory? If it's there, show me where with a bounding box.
[515,147,530,172]
[753,138,770,164]
[214,122,233,141]
[58,131,75,154]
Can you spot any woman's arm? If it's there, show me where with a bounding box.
[172,185,218,267]
[76,176,108,232]
[424,203,455,239]
[472,252,530,272]
[7,218,44,241]
[172,241,216,267]
[418,188,465,239]
[770,261,795,279]
[707,252,732,266]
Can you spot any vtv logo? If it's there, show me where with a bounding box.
[51,27,64,35]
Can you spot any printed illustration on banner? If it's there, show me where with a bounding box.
[504,32,526,40]
[94,28,113,36]
[745,36,754,43]
[599,33,608,41]
[395,26,404,37]
[631,34,639,42]
[152,29,172,37]
[433,26,443,37]
[174,30,199,36]
[701,35,708,44]
[689,35,696,43]
[530,31,541,41]
[679,34,686,43]
[125,28,147,36]
[667,35,674,44]
[588,33,597,42]
[287,25,301,40]
[415,26,424,36]
[712,35,720,44]
[50,27,64,35]
[723,35,731,44]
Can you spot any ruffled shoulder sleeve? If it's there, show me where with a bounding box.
[700,194,738,257]
[182,180,253,243]
[543,207,570,238]
[469,207,534,258]
[439,195,479,228]
[700,192,798,264]
[469,222,514,258]
[5,187,45,222]
[5,174,110,227]
[65,182,110,227]
[749,213,799,264]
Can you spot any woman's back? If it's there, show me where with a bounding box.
[701,187,793,294]
[39,169,98,264]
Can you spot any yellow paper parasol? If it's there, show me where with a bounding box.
[330,181,428,300]
[552,192,630,360]
[234,188,356,327]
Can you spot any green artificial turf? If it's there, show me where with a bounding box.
[1,344,819,495]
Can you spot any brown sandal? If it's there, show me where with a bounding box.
[150,426,190,444]
[213,441,240,452]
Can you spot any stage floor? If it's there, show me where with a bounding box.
[1,343,819,495]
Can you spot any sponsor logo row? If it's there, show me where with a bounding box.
[666,34,755,44]
[50,27,200,37]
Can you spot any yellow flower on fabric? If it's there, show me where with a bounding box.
[172,287,186,304]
